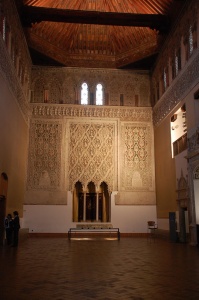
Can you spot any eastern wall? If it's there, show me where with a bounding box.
[23,66,156,233]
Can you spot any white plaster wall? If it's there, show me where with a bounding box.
[157,218,170,230]
[23,204,72,233]
[111,192,157,233]
[23,191,157,233]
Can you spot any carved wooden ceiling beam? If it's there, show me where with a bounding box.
[20,5,170,33]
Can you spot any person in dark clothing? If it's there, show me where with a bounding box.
[12,211,20,247]
[4,214,13,245]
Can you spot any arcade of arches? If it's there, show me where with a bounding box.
[73,182,109,223]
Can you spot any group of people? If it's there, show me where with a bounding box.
[4,211,20,247]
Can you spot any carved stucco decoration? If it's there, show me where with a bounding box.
[153,0,198,80]
[176,170,189,208]
[153,50,199,126]
[67,120,117,192]
[152,1,199,126]
[31,67,151,107]
[188,127,199,155]
[0,38,30,122]
[28,105,154,205]
[121,123,153,192]
[31,104,152,122]
[0,1,32,122]
[27,120,62,190]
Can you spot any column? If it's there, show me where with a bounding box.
[83,192,86,221]
[96,193,99,221]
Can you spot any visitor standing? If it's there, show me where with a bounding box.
[12,211,20,247]
[4,214,13,245]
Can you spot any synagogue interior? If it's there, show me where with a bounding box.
[0,0,199,247]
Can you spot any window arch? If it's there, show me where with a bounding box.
[81,82,88,105]
[2,17,6,41]
[96,83,103,105]
[188,25,194,55]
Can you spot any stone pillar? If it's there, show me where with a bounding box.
[83,192,86,221]
[96,192,99,221]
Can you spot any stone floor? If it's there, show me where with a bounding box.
[1,236,199,300]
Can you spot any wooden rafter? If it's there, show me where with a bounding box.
[21,5,170,33]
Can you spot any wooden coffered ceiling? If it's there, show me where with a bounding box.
[15,0,187,69]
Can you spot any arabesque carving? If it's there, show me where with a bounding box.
[27,120,62,189]
[188,127,199,154]
[31,104,152,122]
[121,123,154,191]
[0,0,32,122]
[68,120,116,191]
[31,67,151,107]
[153,50,199,126]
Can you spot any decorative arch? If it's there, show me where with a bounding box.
[81,82,89,105]
[95,83,104,105]
[99,181,110,222]
[72,180,110,223]
[49,78,62,103]
[73,181,83,222]
[32,77,47,103]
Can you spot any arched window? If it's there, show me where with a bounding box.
[81,82,88,105]
[2,17,6,41]
[96,83,103,105]
[163,68,167,91]
[188,25,194,55]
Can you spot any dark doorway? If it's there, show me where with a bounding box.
[0,195,6,245]
[78,193,102,222]
[0,173,8,246]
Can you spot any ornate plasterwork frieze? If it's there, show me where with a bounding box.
[31,66,151,107]
[31,104,152,122]
[0,38,29,122]
[121,122,154,192]
[67,120,117,191]
[187,127,199,159]
[153,49,199,127]
[27,119,62,190]
[0,0,32,123]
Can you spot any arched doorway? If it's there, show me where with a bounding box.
[0,173,8,245]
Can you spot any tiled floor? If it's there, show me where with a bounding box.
[1,236,199,300]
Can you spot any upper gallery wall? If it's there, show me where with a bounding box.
[30,67,151,107]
